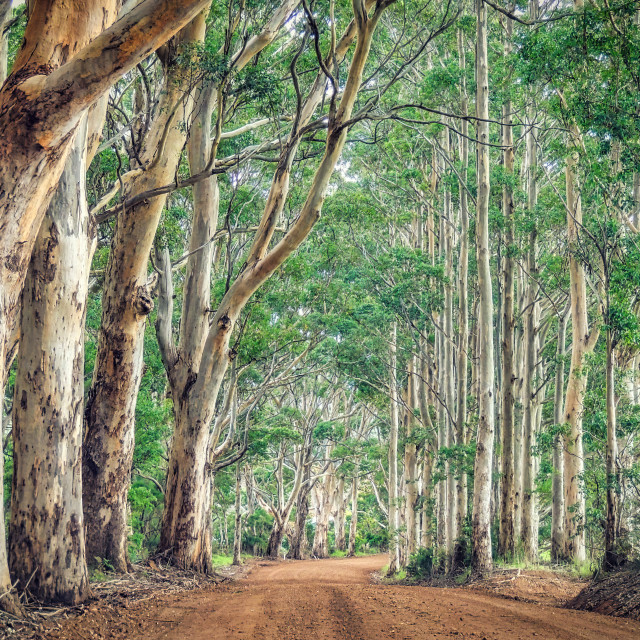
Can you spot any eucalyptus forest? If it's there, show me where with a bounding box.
[1,0,640,638]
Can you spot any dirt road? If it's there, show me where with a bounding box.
[138,555,640,640]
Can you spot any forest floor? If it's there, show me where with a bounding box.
[5,554,640,640]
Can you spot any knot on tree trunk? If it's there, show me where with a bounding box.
[134,286,154,317]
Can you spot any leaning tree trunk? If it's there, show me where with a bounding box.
[0,0,123,611]
[159,0,390,571]
[0,1,213,615]
[0,0,210,369]
[83,15,207,572]
[9,121,92,604]
[471,0,495,575]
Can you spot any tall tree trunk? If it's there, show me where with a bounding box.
[9,121,91,604]
[421,448,434,550]
[388,321,400,574]
[435,150,448,558]
[291,438,313,560]
[233,463,243,566]
[513,269,525,543]
[498,18,516,560]
[521,126,539,561]
[313,471,335,559]
[266,521,287,558]
[436,324,447,554]
[291,484,311,560]
[158,1,384,569]
[348,470,360,557]
[562,151,597,563]
[83,15,208,572]
[604,321,619,569]
[0,0,211,378]
[471,0,495,575]
[0,0,130,611]
[452,28,469,571]
[521,241,539,562]
[157,69,219,571]
[560,0,599,565]
[334,477,347,552]
[442,127,457,563]
[417,333,436,552]
[404,358,419,562]
[551,308,568,561]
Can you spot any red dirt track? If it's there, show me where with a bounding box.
[135,555,640,640]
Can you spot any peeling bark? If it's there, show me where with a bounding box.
[0,0,210,358]
[83,14,208,572]
[471,0,495,575]
[498,17,516,561]
[10,119,92,604]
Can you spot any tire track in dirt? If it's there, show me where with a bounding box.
[78,556,640,640]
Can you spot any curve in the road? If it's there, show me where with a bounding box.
[145,555,640,640]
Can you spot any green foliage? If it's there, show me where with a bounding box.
[406,547,434,580]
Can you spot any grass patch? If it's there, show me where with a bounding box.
[570,560,596,580]
[494,555,595,580]
[379,564,407,582]
[455,568,471,584]
[211,554,234,567]
[89,569,112,583]
[211,553,253,568]
[330,549,379,558]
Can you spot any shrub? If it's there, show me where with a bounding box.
[406,548,433,579]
